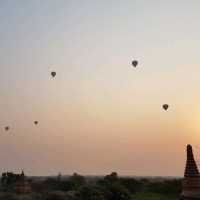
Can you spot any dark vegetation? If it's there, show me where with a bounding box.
[0,172,182,200]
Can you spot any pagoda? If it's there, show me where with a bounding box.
[181,145,200,200]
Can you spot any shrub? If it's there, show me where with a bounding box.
[76,185,105,200]
[45,191,67,200]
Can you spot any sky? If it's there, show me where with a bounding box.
[1,0,200,176]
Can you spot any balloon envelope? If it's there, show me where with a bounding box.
[51,71,56,78]
[132,60,138,67]
[5,126,10,131]
[34,121,38,125]
[162,104,169,110]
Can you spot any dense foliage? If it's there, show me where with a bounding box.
[0,172,182,200]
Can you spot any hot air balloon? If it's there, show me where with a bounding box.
[132,60,138,67]
[162,104,169,111]
[34,121,38,125]
[51,71,56,78]
[5,126,10,131]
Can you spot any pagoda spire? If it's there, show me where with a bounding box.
[181,144,200,200]
[184,144,199,177]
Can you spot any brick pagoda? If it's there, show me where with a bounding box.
[181,145,200,200]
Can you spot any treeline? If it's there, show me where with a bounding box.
[0,172,182,200]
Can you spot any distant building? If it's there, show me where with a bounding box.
[1,171,31,194]
[181,145,200,200]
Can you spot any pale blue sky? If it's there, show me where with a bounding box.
[0,0,200,176]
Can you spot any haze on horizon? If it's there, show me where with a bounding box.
[0,0,200,176]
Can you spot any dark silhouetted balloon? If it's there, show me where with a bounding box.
[132,60,138,67]
[162,104,169,110]
[5,126,10,131]
[51,71,56,78]
[34,121,38,125]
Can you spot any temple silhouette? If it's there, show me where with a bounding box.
[181,145,200,200]
[1,171,31,194]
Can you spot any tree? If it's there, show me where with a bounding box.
[45,191,67,200]
[105,183,132,200]
[68,173,86,190]
[76,185,105,200]
[120,178,143,194]
[104,172,119,183]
